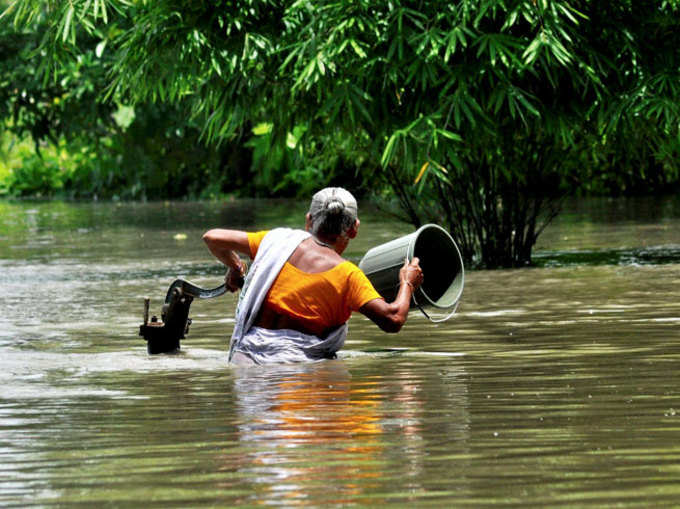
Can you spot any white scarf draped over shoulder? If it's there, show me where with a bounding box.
[229,228,348,364]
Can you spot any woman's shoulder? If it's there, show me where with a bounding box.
[246,230,269,258]
[250,228,310,258]
[328,260,368,279]
[334,259,359,271]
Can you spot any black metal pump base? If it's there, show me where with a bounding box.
[139,278,228,354]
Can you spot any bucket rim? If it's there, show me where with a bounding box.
[407,223,465,311]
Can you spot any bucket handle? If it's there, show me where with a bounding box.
[412,290,460,323]
[406,245,460,323]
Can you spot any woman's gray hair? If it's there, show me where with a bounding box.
[308,187,358,240]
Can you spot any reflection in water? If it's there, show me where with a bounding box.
[229,359,469,506]
[233,362,382,504]
[0,347,470,506]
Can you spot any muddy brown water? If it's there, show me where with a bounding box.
[2,197,680,507]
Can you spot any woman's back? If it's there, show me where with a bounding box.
[287,237,344,273]
[250,233,380,336]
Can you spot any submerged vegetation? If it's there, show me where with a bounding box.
[3,1,680,267]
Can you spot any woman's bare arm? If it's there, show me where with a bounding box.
[359,257,423,333]
[202,229,250,291]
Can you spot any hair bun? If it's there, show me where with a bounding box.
[307,187,358,239]
[325,198,345,215]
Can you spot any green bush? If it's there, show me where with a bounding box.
[0,134,68,197]
[5,155,63,196]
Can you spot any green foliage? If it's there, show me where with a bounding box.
[7,1,680,266]
[0,9,250,200]
[276,0,680,266]
[0,134,63,196]
[0,133,101,198]
[0,106,250,201]
[244,122,372,197]
[0,8,117,147]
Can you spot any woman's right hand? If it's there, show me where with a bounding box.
[399,257,424,290]
[225,263,245,292]
[359,256,424,333]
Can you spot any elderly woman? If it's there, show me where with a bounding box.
[203,187,424,365]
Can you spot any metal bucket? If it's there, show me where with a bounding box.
[358,224,464,322]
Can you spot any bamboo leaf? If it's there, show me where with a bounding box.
[100,0,108,23]
[348,85,373,124]
[62,5,74,43]
[381,133,398,168]
[431,160,448,174]
[95,40,106,58]
[316,54,325,75]
[437,128,462,142]
[522,37,542,65]
[350,39,366,58]
[414,161,429,184]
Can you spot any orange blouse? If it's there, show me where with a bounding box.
[247,231,382,335]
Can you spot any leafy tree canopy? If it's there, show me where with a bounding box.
[6,0,680,266]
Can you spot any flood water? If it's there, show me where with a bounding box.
[2,197,680,507]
